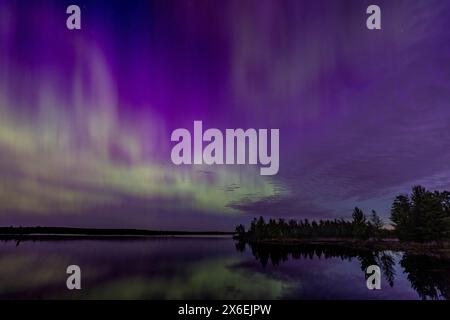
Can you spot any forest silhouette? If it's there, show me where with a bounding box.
[235,185,450,242]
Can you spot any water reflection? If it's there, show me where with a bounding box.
[0,238,448,300]
[237,240,450,300]
[401,254,450,300]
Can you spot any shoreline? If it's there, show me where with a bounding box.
[0,227,234,240]
[0,234,234,241]
[238,237,450,258]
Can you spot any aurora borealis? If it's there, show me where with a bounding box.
[1,0,450,230]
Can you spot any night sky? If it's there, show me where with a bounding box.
[1,0,450,231]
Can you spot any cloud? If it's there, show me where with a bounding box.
[227,195,333,219]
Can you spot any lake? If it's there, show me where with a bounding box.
[0,236,448,299]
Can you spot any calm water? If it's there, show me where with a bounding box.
[0,237,448,300]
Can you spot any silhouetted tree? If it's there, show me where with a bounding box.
[352,207,369,239]
[235,224,246,237]
[390,186,450,241]
[369,210,384,240]
[391,194,412,239]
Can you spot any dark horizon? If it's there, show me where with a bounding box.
[0,226,235,235]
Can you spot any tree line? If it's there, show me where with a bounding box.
[235,185,450,242]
